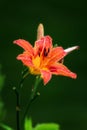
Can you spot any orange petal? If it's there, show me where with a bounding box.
[13,39,34,55]
[17,53,33,67]
[41,70,52,85]
[34,36,52,55]
[49,63,77,79]
[47,47,66,64]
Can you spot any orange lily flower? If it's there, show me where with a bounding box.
[13,24,78,85]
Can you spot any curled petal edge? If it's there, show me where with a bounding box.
[13,39,33,54]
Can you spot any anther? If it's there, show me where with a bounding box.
[44,48,50,57]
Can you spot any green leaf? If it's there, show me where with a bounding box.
[34,123,60,130]
[0,123,13,130]
[24,118,32,130]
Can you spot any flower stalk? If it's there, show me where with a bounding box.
[30,76,41,100]
[13,87,20,130]
[22,76,41,123]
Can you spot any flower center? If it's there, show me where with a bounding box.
[38,47,50,57]
[29,56,41,75]
[33,55,40,68]
[29,47,50,75]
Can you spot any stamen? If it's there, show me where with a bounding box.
[44,48,50,57]
[44,48,47,56]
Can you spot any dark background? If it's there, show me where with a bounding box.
[0,0,87,130]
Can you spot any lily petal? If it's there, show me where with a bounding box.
[47,47,66,64]
[41,70,52,85]
[13,39,34,55]
[49,63,77,79]
[17,53,33,67]
[34,36,52,55]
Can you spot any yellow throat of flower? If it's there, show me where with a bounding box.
[29,56,41,75]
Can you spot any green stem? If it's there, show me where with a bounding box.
[16,92,20,130]
[22,76,41,122]
[13,87,20,130]
[30,76,41,100]
[13,68,29,130]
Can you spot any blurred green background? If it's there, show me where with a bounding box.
[0,0,87,130]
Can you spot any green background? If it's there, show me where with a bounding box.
[0,0,86,130]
